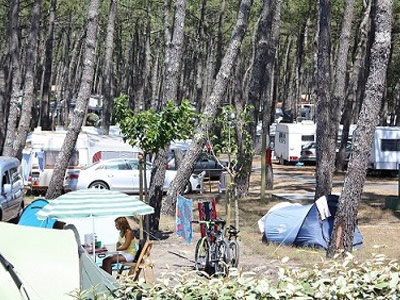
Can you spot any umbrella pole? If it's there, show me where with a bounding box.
[139,155,144,240]
[92,215,96,261]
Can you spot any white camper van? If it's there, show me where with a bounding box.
[368,126,400,171]
[274,122,316,164]
[22,127,141,193]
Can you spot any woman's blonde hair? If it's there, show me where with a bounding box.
[115,217,131,237]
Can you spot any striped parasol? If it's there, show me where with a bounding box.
[37,189,154,220]
[36,189,154,260]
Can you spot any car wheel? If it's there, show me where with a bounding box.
[89,181,110,190]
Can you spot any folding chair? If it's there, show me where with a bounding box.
[118,240,155,283]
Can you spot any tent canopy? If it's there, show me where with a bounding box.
[263,195,363,249]
[0,222,118,300]
[18,198,56,228]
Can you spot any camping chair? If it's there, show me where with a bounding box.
[117,240,155,283]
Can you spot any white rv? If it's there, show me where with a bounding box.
[274,122,316,164]
[368,126,400,170]
[22,127,141,192]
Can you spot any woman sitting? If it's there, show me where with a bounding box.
[102,217,137,274]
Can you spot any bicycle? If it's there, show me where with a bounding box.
[227,225,240,268]
[192,218,229,276]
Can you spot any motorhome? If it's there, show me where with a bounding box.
[368,126,400,171]
[274,121,316,164]
[22,127,141,193]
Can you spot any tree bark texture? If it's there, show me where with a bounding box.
[163,0,254,215]
[101,0,117,135]
[148,0,186,231]
[236,0,272,197]
[3,0,21,157]
[326,0,356,172]
[14,0,42,160]
[46,0,100,199]
[315,0,333,200]
[40,0,57,130]
[0,56,8,153]
[327,0,392,256]
[336,0,371,170]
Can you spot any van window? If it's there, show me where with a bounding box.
[10,168,21,183]
[381,139,400,151]
[103,160,130,170]
[302,135,314,142]
[2,171,10,186]
[45,151,79,167]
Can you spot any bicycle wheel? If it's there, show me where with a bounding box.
[228,240,240,268]
[213,240,228,276]
[195,238,210,271]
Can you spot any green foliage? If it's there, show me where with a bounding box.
[209,104,254,174]
[82,254,400,299]
[113,95,196,154]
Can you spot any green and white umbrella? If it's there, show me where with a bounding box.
[37,189,154,259]
[37,189,154,219]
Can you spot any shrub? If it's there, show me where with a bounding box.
[80,254,400,299]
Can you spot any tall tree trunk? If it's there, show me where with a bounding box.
[0,56,8,153]
[163,0,254,215]
[327,0,392,256]
[314,0,332,199]
[101,0,117,135]
[236,0,279,198]
[149,0,186,232]
[281,35,293,111]
[336,0,371,170]
[322,0,356,175]
[40,0,56,130]
[46,0,100,199]
[214,0,226,77]
[14,0,42,160]
[3,0,21,157]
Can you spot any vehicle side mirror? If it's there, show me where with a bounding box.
[3,183,11,194]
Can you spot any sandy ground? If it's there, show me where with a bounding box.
[144,159,400,279]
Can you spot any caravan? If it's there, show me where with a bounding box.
[274,122,316,164]
[368,126,400,171]
[22,127,141,193]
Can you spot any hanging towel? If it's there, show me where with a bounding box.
[315,195,331,220]
[197,198,217,238]
[35,151,45,173]
[176,195,193,244]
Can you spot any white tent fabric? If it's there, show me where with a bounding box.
[0,222,80,300]
[36,189,154,219]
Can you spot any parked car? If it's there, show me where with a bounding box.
[299,142,352,164]
[65,158,203,194]
[0,157,24,222]
[167,151,227,179]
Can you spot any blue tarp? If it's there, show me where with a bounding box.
[18,199,56,229]
[264,195,363,249]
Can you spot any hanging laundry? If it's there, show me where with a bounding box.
[176,195,193,244]
[197,198,217,238]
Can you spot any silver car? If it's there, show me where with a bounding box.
[0,157,24,221]
[68,158,203,193]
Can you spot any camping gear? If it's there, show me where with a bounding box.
[0,222,119,300]
[176,195,193,244]
[36,189,154,259]
[263,195,363,249]
[18,198,56,228]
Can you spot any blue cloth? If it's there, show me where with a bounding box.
[35,151,45,173]
[22,153,32,182]
[176,195,193,244]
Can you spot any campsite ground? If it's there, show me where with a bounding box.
[151,156,400,278]
[24,156,400,279]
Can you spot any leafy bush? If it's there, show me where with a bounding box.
[81,254,400,299]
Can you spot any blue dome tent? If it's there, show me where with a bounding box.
[18,199,56,228]
[263,195,363,249]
